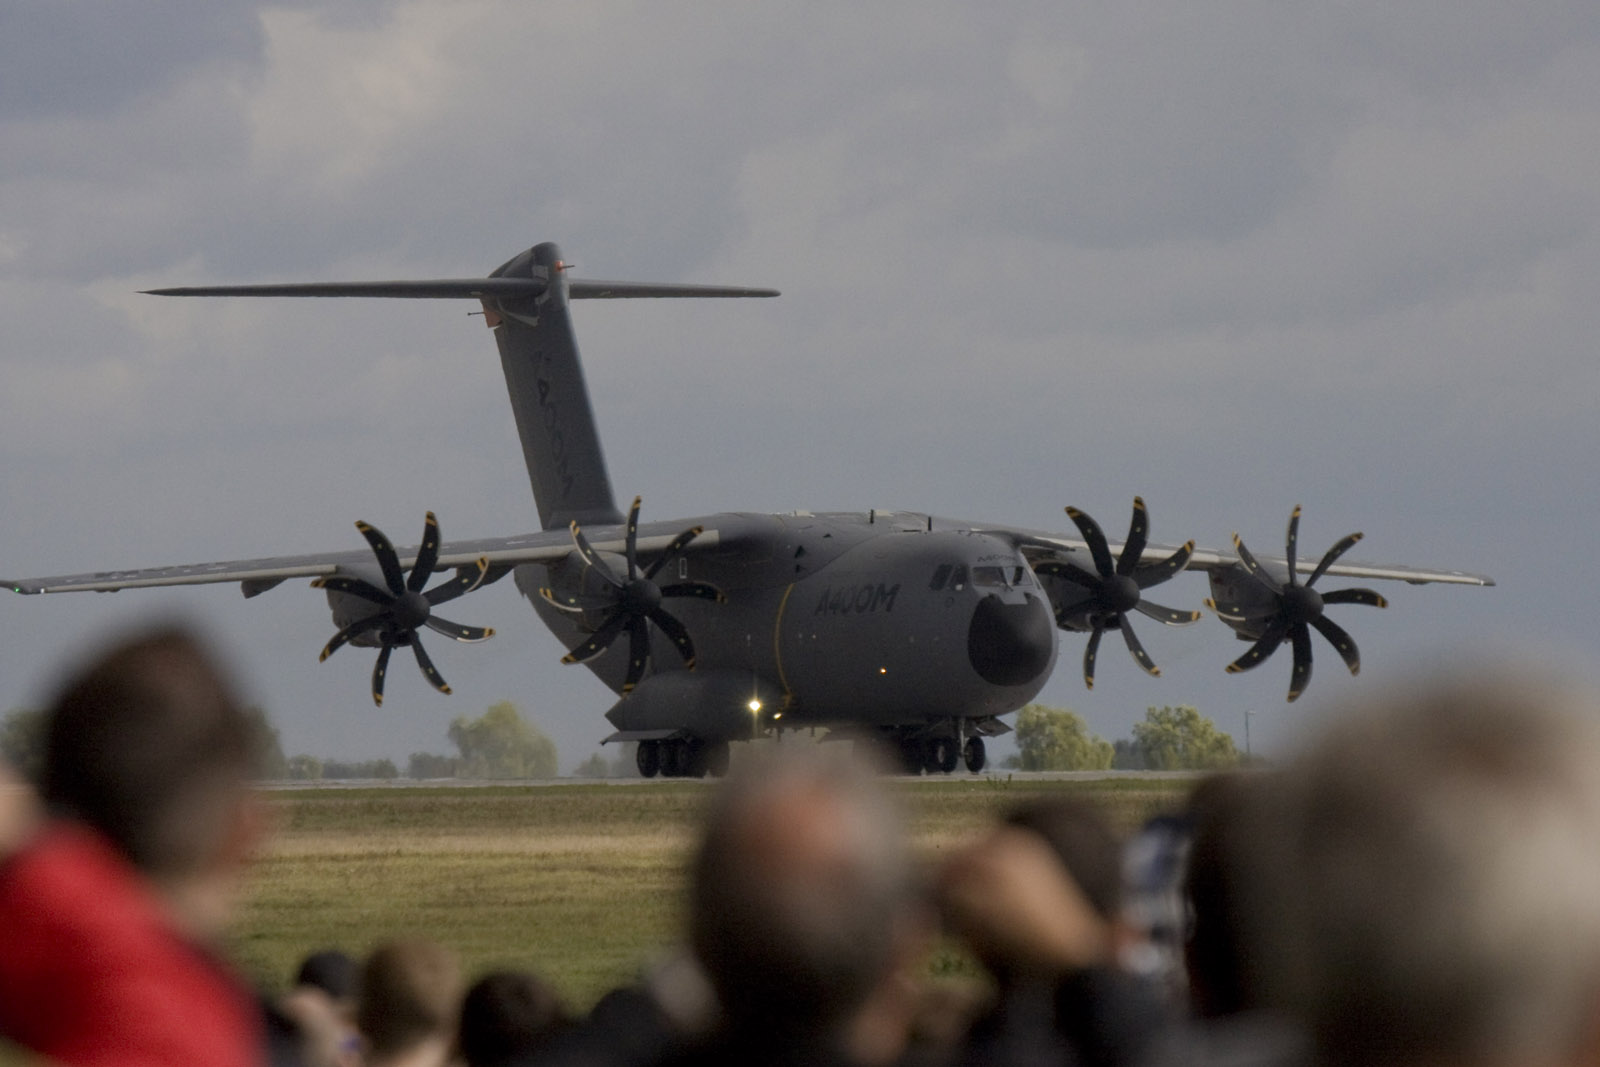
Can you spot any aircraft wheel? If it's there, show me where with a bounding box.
[963,736,986,774]
[926,736,960,775]
[898,740,925,775]
[703,739,731,778]
[659,739,687,778]
[636,741,661,779]
[684,739,710,779]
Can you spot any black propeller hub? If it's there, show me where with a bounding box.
[1281,584,1324,625]
[621,577,663,614]
[392,590,432,630]
[1101,575,1142,615]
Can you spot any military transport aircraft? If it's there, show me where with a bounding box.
[5,243,1493,777]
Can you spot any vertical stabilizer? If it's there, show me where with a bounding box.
[483,243,622,529]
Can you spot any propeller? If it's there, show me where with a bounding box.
[311,512,495,706]
[540,496,723,692]
[1210,506,1388,702]
[1033,497,1200,689]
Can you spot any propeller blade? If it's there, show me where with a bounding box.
[569,522,622,589]
[1065,507,1115,578]
[624,496,643,581]
[622,616,650,693]
[1133,600,1202,626]
[1320,587,1388,609]
[1230,534,1282,594]
[659,582,725,603]
[538,587,612,613]
[411,638,452,695]
[1285,506,1302,587]
[1288,625,1314,702]
[1205,596,1281,622]
[1119,617,1161,676]
[1306,532,1364,588]
[1033,559,1102,590]
[1118,497,1150,576]
[1082,626,1102,689]
[425,558,489,606]
[642,525,706,580]
[319,614,387,662]
[310,575,393,607]
[408,512,442,592]
[355,521,408,596]
[561,612,629,665]
[647,607,697,667]
[1309,614,1361,676]
[424,617,495,643]
[371,644,393,706]
[1225,618,1290,674]
[1132,541,1195,589]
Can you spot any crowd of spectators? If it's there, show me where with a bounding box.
[5,624,1600,1067]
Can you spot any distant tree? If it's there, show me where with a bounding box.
[0,708,47,782]
[322,758,398,780]
[573,752,611,778]
[1013,704,1114,771]
[1111,738,1146,770]
[407,752,460,779]
[242,706,290,780]
[448,700,559,779]
[1128,706,1240,770]
[287,754,324,780]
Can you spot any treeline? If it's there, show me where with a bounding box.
[1005,703,1244,771]
[271,700,562,781]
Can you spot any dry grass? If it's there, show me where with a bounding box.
[232,776,1191,1007]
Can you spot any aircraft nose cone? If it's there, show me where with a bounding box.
[968,593,1055,688]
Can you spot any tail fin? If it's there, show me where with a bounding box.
[146,242,777,530]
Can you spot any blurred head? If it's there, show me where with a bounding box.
[1003,797,1123,922]
[358,939,463,1061]
[689,744,914,1040]
[297,949,360,1008]
[457,970,570,1067]
[1183,771,1272,1018]
[1258,674,1600,1067]
[40,625,263,881]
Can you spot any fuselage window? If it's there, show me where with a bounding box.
[929,563,953,591]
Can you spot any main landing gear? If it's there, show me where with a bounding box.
[889,727,987,775]
[636,736,730,779]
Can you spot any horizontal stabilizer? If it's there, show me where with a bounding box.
[143,278,547,299]
[569,280,778,299]
[145,278,778,300]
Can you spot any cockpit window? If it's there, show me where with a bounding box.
[949,564,967,591]
[929,563,953,591]
[972,566,1010,588]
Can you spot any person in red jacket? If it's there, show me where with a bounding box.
[0,626,270,1067]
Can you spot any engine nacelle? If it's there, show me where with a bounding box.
[322,563,391,648]
[1034,567,1096,632]
[1207,564,1281,641]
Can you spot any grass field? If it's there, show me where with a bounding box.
[232,775,1193,1008]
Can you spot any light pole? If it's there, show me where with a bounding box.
[1245,709,1256,760]
[748,698,762,741]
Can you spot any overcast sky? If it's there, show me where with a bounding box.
[2,1,1596,769]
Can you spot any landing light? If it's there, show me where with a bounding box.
[879,667,888,674]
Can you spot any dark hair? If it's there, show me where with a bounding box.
[297,949,360,1003]
[40,625,260,875]
[457,970,570,1067]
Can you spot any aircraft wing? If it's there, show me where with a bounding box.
[1003,531,1494,587]
[4,523,723,596]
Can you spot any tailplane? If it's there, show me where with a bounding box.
[146,243,778,529]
